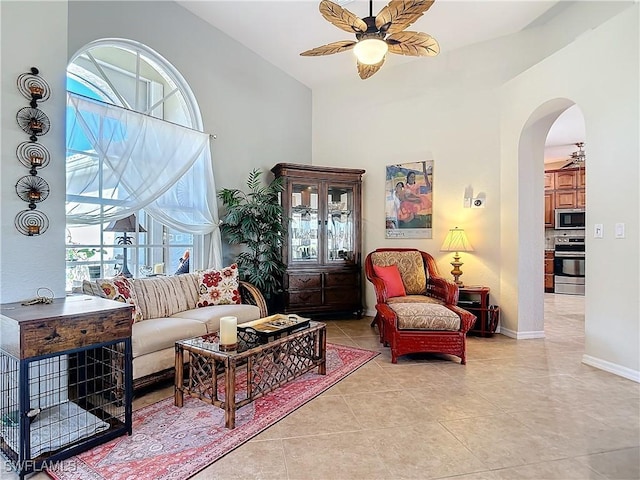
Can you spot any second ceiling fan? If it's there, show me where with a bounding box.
[561,142,586,169]
[300,0,440,79]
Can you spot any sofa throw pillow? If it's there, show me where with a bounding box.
[97,276,143,323]
[196,263,241,307]
[373,264,407,298]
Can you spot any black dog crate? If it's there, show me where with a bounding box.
[0,296,133,479]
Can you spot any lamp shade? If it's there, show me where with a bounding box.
[104,214,146,233]
[353,38,388,65]
[440,227,474,253]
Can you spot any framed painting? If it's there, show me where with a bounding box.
[385,160,433,239]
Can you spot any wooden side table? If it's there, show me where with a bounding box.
[0,295,133,478]
[457,286,498,337]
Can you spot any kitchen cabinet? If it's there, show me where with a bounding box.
[546,167,586,211]
[578,168,586,188]
[544,191,554,227]
[555,190,578,209]
[545,251,554,292]
[271,163,365,317]
[544,172,555,190]
[555,170,578,190]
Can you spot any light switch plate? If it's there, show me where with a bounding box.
[594,224,603,238]
[615,223,625,239]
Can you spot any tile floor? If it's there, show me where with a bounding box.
[6,294,639,480]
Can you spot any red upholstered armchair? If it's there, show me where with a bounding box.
[365,248,476,364]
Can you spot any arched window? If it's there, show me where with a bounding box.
[65,39,220,291]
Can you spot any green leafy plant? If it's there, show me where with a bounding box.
[66,248,105,261]
[218,169,287,308]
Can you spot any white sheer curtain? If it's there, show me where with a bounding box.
[66,92,222,269]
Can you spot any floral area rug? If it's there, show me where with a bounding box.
[47,343,377,480]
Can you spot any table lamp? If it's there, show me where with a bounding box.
[440,227,474,286]
[104,214,146,278]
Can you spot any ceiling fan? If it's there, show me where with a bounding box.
[300,0,440,79]
[561,142,586,169]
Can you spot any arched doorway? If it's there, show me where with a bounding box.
[515,97,585,338]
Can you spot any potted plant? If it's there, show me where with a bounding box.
[218,169,287,312]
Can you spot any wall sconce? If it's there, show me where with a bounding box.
[440,227,474,286]
[463,186,486,208]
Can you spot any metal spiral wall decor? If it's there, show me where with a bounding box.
[14,67,51,236]
[16,141,51,174]
[15,175,50,207]
[17,68,51,107]
[15,209,50,236]
[16,107,51,141]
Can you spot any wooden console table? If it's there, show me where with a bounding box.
[0,295,133,479]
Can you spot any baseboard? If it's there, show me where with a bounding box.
[498,327,545,339]
[582,354,640,383]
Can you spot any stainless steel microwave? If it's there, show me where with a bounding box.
[555,208,586,229]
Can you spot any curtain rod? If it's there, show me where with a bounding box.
[68,91,217,139]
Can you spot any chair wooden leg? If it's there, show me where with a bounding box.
[371,314,385,344]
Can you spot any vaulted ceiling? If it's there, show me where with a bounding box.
[176,1,585,161]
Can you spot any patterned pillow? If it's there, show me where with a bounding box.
[371,251,427,295]
[196,264,241,307]
[97,276,143,323]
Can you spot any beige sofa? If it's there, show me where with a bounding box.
[83,272,267,391]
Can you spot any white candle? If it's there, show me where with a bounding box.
[219,316,237,346]
[153,263,164,275]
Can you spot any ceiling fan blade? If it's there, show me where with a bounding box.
[560,159,576,169]
[300,40,357,57]
[319,0,367,34]
[387,31,440,56]
[375,0,435,34]
[357,57,385,80]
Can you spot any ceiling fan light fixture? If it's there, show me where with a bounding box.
[302,0,438,78]
[353,37,388,65]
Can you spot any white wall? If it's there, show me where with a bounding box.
[501,5,639,378]
[1,1,68,303]
[0,0,312,303]
[312,80,502,297]
[313,3,638,379]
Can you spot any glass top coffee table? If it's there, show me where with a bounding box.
[174,319,326,428]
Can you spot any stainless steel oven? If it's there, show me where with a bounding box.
[554,235,585,295]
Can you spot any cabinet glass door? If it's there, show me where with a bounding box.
[290,182,319,263]
[326,184,355,263]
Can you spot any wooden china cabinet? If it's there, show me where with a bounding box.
[271,163,365,317]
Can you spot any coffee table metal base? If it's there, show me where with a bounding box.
[174,321,326,428]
